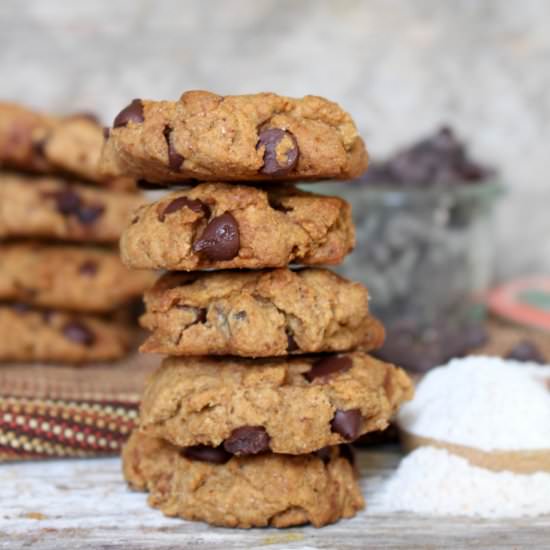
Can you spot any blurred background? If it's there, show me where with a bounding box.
[2,0,549,279]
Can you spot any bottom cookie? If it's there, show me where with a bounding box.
[122,431,365,528]
[0,305,134,364]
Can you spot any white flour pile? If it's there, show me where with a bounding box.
[377,446,550,518]
[397,356,550,451]
[375,356,550,517]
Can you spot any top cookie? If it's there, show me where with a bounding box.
[101,91,368,184]
[0,102,135,191]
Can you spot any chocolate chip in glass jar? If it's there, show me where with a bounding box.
[113,99,144,128]
[181,445,231,464]
[192,212,240,261]
[257,128,299,176]
[77,204,105,225]
[62,321,95,346]
[158,197,210,222]
[330,409,361,440]
[163,126,184,171]
[305,355,353,382]
[223,426,271,455]
[79,260,98,276]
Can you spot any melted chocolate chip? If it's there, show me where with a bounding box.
[286,331,299,352]
[192,212,240,261]
[77,204,105,225]
[158,197,210,222]
[163,126,184,171]
[305,356,352,382]
[62,321,95,346]
[79,260,98,276]
[113,99,144,128]
[182,445,231,464]
[330,409,361,441]
[506,340,546,364]
[46,189,81,216]
[223,426,271,455]
[257,128,299,176]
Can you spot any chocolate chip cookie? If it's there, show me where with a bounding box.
[0,242,155,313]
[0,102,135,191]
[101,90,368,185]
[140,268,384,357]
[138,352,413,454]
[123,431,364,528]
[121,183,354,270]
[0,173,146,243]
[0,305,133,363]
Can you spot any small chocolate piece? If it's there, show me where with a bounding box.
[77,204,105,225]
[163,126,184,171]
[182,445,231,464]
[223,426,270,455]
[192,212,240,261]
[113,99,144,128]
[46,189,81,216]
[158,197,210,222]
[62,321,95,347]
[305,355,352,382]
[330,409,361,441]
[287,331,299,352]
[506,340,546,365]
[196,308,207,323]
[79,260,98,276]
[257,128,299,176]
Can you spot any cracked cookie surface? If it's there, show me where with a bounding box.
[123,431,364,528]
[101,90,368,184]
[0,305,133,364]
[0,242,155,313]
[0,173,146,243]
[140,268,384,357]
[120,182,354,270]
[0,102,135,191]
[138,351,413,454]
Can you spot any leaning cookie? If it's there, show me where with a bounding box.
[123,431,364,528]
[0,102,135,191]
[140,268,384,357]
[0,305,133,364]
[101,90,368,185]
[0,242,155,313]
[138,352,413,455]
[0,173,146,243]
[121,183,354,271]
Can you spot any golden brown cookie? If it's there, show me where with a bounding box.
[138,352,413,454]
[0,305,133,364]
[0,242,155,313]
[101,90,368,185]
[0,102,135,191]
[140,268,384,357]
[121,183,354,271]
[122,431,364,528]
[0,173,146,243]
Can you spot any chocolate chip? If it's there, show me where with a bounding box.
[113,99,144,128]
[62,321,95,346]
[45,189,81,216]
[223,426,270,455]
[79,260,98,276]
[163,126,184,171]
[286,331,299,352]
[77,204,105,225]
[196,308,207,323]
[330,409,362,441]
[192,213,240,261]
[305,356,352,382]
[257,128,299,176]
[506,340,546,364]
[158,197,210,222]
[268,196,293,213]
[103,127,110,140]
[182,445,231,464]
[314,447,332,464]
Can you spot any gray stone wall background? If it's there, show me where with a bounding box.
[1,0,548,279]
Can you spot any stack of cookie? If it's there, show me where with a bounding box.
[103,91,413,528]
[0,103,153,364]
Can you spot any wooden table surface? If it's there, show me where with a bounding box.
[2,447,549,549]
